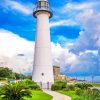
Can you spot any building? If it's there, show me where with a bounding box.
[53,66,77,82]
[32,0,54,89]
[53,66,68,82]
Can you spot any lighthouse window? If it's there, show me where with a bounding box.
[41,1,44,7]
[37,1,49,9]
[38,1,41,8]
[41,73,44,76]
[45,2,48,8]
[41,1,47,7]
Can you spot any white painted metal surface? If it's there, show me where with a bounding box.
[32,11,54,88]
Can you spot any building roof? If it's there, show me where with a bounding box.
[53,66,60,68]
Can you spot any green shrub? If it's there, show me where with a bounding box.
[87,83,93,87]
[25,75,32,80]
[0,82,31,100]
[73,97,82,100]
[62,86,69,91]
[21,79,41,90]
[75,83,92,90]
[51,84,61,90]
[90,89,100,100]
[0,77,6,81]
[51,81,67,91]
[74,88,100,100]
[67,85,75,91]
[75,88,83,95]
[57,81,67,89]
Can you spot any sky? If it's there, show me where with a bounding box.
[0,0,100,81]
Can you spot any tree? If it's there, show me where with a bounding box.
[0,67,15,79]
[25,75,32,80]
[0,82,31,100]
[15,73,25,80]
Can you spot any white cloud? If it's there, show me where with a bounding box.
[4,0,33,15]
[0,29,78,74]
[0,0,100,77]
[57,36,75,47]
[50,19,77,27]
[64,2,100,76]
[0,29,34,73]
[0,29,100,76]
[61,1,99,14]
[85,50,98,55]
[0,29,34,57]
[79,50,98,56]
[51,43,78,68]
[70,10,100,54]
[64,2,93,11]
[50,0,100,76]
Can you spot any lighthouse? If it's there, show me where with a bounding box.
[32,0,54,89]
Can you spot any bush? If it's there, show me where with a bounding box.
[25,75,32,80]
[0,82,31,100]
[90,89,100,100]
[51,84,61,90]
[0,77,6,81]
[73,97,82,100]
[75,83,92,90]
[74,88,100,100]
[21,79,41,90]
[51,81,67,91]
[75,88,83,95]
[56,81,67,88]
[67,85,75,91]
[62,86,69,91]
[87,83,93,87]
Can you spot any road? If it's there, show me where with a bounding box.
[90,86,100,90]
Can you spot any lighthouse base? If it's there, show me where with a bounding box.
[36,82,53,89]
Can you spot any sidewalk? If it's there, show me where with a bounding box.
[43,89,71,100]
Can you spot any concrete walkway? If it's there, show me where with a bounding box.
[43,89,71,100]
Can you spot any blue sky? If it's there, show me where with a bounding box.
[0,0,100,79]
[0,0,81,41]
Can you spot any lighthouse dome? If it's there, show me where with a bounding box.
[33,0,52,18]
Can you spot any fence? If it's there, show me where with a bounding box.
[37,82,52,89]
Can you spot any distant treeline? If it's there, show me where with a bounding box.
[0,67,31,80]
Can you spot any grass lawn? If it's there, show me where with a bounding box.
[58,90,79,100]
[91,83,100,87]
[0,90,52,100]
[24,90,52,100]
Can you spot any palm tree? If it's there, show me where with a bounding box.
[0,82,31,100]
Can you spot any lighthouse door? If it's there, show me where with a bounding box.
[39,82,51,89]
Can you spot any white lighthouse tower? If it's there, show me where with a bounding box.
[32,0,54,89]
